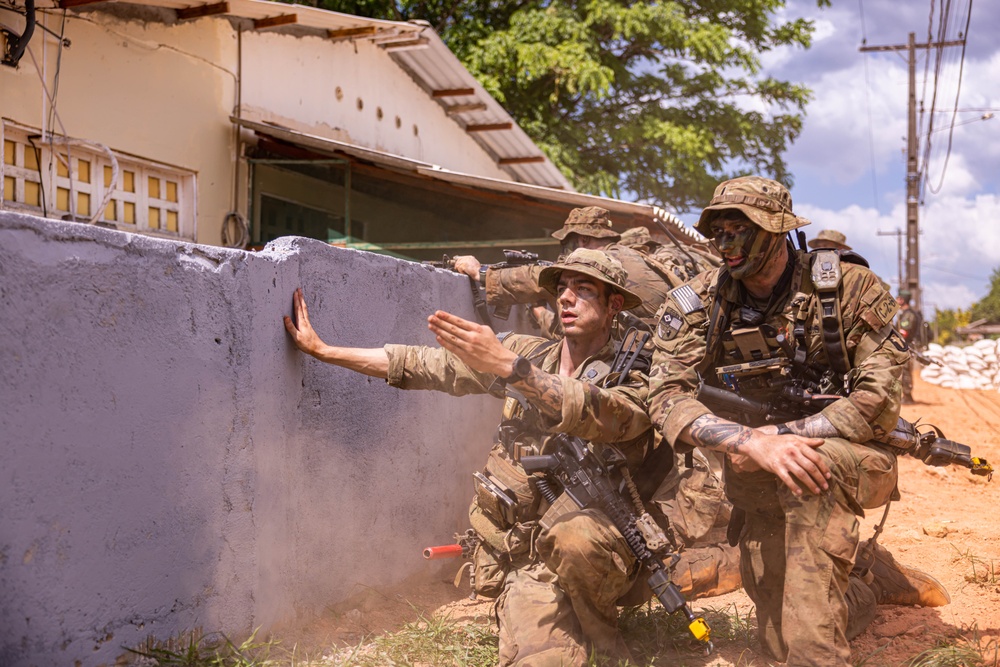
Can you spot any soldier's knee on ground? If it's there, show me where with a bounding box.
[674,542,742,599]
[537,510,634,607]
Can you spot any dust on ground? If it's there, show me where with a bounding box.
[284,371,1000,665]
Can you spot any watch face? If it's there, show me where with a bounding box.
[513,356,533,379]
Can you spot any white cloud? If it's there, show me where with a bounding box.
[796,194,1000,311]
[921,282,980,312]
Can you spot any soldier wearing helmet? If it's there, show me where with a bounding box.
[647,176,949,666]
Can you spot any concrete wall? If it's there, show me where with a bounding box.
[0,211,501,666]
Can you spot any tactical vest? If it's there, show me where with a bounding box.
[697,250,856,405]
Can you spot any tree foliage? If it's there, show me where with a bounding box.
[302,0,828,211]
[969,267,1000,325]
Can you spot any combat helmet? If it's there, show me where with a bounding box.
[696,176,810,237]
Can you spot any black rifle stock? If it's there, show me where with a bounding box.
[696,382,992,479]
[521,434,714,653]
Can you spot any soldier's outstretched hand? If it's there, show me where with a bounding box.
[428,310,517,377]
[283,288,327,357]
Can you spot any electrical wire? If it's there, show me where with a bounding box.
[925,0,973,195]
[25,42,119,225]
[858,0,881,214]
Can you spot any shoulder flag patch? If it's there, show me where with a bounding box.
[670,285,704,314]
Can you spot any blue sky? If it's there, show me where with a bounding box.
[741,0,999,314]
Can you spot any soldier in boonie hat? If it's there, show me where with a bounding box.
[695,176,810,238]
[695,176,810,280]
[551,206,622,242]
[538,248,643,310]
[620,226,654,247]
[808,229,852,251]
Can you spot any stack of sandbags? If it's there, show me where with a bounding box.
[920,339,1000,390]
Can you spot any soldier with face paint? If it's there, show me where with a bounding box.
[647,176,949,667]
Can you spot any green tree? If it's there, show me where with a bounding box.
[969,267,1000,325]
[931,307,970,346]
[298,0,827,211]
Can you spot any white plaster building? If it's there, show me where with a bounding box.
[1,0,688,262]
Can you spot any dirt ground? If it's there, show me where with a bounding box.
[288,371,1000,665]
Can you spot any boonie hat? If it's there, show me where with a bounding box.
[538,248,643,310]
[807,229,852,251]
[620,226,653,246]
[696,176,810,237]
[551,206,622,241]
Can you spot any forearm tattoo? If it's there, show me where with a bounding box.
[688,415,754,454]
[514,367,564,421]
[784,414,839,439]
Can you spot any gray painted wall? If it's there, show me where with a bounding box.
[0,212,504,666]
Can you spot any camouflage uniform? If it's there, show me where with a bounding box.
[387,251,656,666]
[485,208,717,330]
[648,176,910,666]
[895,294,924,404]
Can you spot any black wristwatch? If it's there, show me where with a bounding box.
[503,355,533,384]
[775,424,793,435]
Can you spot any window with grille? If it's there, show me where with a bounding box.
[2,121,196,240]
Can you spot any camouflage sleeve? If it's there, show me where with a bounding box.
[539,372,650,444]
[384,343,495,396]
[484,264,551,306]
[647,274,718,449]
[819,266,907,442]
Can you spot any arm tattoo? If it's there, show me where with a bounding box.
[688,415,754,454]
[514,366,564,421]
[784,414,839,438]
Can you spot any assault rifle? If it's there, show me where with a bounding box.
[520,433,714,654]
[422,529,481,600]
[696,381,993,479]
[424,250,554,324]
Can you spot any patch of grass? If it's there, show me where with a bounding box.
[951,545,999,587]
[125,627,279,667]
[620,601,758,666]
[324,611,499,667]
[905,626,999,667]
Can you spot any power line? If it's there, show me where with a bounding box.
[925,0,973,196]
[858,0,881,214]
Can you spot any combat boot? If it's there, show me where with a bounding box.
[861,540,951,607]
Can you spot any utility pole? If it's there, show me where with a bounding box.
[877,228,905,288]
[860,33,965,312]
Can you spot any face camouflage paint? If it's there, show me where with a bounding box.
[710,213,780,280]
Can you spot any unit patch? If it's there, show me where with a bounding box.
[870,290,899,328]
[657,308,684,342]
